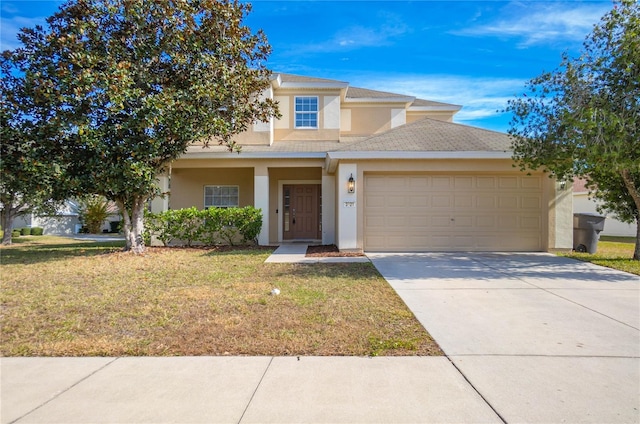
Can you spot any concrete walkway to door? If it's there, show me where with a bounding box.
[369,252,640,424]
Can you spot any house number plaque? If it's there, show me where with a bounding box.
[343,201,356,207]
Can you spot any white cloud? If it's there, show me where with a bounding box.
[1,15,47,51]
[283,11,409,55]
[455,2,611,47]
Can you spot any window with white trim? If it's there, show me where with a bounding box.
[204,186,239,208]
[294,96,318,129]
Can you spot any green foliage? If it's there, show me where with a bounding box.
[1,49,68,245]
[506,0,640,259]
[20,227,31,236]
[11,0,279,253]
[145,207,262,247]
[78,196,111,234]
[31,227,44,236]
[11,230,21,238]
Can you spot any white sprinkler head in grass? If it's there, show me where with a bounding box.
[271,288,281,295]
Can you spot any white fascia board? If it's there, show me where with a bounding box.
[344,96,415,104]
[180,151,327,160]
[278,82,349,90]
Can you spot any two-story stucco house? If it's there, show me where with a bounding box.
[152,73,573,252]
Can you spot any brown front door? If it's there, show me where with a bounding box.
[283,184,321,240]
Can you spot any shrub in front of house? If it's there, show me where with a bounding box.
[145,206,262,247]
[11,230,21,238]
[20,227,31,236]
[31,227,44,236]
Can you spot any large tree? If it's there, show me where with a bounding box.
[506,0,640,260]
[0,52,66,245]
[15,0,278,253]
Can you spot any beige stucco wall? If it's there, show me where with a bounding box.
[548,179,573,250]
[341,105,393,136]
[169,168,254,210]
[232,124,272,146]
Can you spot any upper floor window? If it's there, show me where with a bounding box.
[295,96,318,129]
[204,185,239,208]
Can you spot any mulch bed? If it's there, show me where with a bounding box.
[306,245,365,257]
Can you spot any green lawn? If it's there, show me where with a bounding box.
[0,236,442,357]
[559,236,640,275]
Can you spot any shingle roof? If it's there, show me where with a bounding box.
[411,98,462,109]
[345,86,412,100]
[276,73,348,85]
[336,118,512,152]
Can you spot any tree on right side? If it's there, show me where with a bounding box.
[506,0,640,260]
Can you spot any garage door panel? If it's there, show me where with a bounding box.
[476,197,497,209]
[499,177,519,188]
[364,174,543,252]
[522,177,542,188]
[522,196,542,209]
[432,196,452,207]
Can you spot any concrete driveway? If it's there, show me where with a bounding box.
[369,252,640,424]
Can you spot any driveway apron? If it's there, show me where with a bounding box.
[369,252,640,424]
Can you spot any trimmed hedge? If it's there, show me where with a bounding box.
[145,206,263,247]
[31,227,44,236]
[11,230,21,238]
[20,227,31,236]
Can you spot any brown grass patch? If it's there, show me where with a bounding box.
[1,237,442,357]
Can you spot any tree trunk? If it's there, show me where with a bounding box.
[634,220,640,261]
[116,197,147,254]
[1,206,18,245]
[620,170,640,260]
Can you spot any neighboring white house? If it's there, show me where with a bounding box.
[573,178,636,237]
[13,199,121,235]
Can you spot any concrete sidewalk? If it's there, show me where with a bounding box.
[2,356,500,424]
[264,244,369,263]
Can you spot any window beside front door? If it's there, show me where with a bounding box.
[204,185,239,208]
[294,96,318,129]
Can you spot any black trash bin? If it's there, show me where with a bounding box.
[573,213,606,253]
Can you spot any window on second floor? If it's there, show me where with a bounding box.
[204,185,239,208]
[295,96,318,129]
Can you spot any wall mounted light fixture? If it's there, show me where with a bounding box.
[560,181,566,190]
[347,174,355,193]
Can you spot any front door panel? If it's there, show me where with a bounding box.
[283,184,320,240]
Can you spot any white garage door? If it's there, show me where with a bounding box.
[364,174,544,252]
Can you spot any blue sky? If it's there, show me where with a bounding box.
[1,0,613,132]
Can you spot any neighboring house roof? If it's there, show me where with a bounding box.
[336,117,511,152]
[573,177,589,193]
